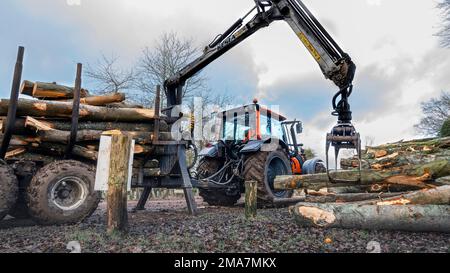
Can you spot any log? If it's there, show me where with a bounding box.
[5,148,26,158]
[107,132,132,234]
[436,176,450,184]
[31,82,89,98]
[0,135,37,146]
[64,93,126,106]
[24,117,166,144]
[275,160,450,191]
[6,151,55,165]
[106,102,144,109]
[290,203,450,232]
[360,185,450,205]
[0,98,156,122]
[0,117,35,135]
[10,117,168,132]
[304,192,404,203]
[341,137,450,170]
[25,142,98,161]
[20,80,34,96]
[131,168,161,178]
[245,180,257,218]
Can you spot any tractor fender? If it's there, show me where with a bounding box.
[198,143,219,158]
[302,158,326,174]
[240,138,289,154]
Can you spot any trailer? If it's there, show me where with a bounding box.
[0,47,198,225]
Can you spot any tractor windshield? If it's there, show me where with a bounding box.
[222,111,256,141]
[220,104,286,142]
[260,114,284,140]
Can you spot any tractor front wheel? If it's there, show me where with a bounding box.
[243,148,293,207]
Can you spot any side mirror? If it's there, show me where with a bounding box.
[296,122,303,134]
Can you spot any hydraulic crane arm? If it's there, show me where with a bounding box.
[164,0,356,123]
[165,0,361,181]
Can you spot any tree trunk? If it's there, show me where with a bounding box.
[436,176,450,184]
[360,185,450,205]
[245,180,257,218]
[20,80,34,96]
[290,203,450,232]
[24,142,98,161]
[0,117,33,135]
[23,117,171,144]
[64,93,125,106]
[0,98,155,122]
[31,82,89,98]
[107,132,132,234]
[275,160,450,191]
[5,148,26,158]
[9,117,168,132]
[304,192,404,203]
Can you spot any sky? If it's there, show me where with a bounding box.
[0,0,449,159]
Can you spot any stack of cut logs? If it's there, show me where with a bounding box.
[0,80,171,176]
[275,137,450,232]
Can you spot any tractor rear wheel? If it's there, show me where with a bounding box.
[243,148,293,207]
[26,160,100,225]
[197,158,241,206]
[0,163,18,220]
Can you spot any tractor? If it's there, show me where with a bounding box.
[195,100,326,207]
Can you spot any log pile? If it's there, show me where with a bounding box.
[275,137,450,232]
[0,80,170,165]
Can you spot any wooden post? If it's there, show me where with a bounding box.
[106,131,132,234]
[245,180,257,219]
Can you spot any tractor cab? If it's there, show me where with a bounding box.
[218,101,304,156]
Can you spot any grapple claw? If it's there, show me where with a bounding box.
[325,123,361,184]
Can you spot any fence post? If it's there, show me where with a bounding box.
[106,131,132,234]
[245,180,257,219]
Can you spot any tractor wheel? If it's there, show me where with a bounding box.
[197,158,241,207]
[243,148,293,207]
[26,160,100,225]
[0,163,18,220]
[302,158,327,174]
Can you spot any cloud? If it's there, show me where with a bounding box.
[1,0,448,164]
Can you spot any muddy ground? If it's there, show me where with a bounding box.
[0,197,449,253]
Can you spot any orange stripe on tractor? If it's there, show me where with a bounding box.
[256,108,261,140]
[290,156,302,175]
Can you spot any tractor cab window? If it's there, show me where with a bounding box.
[222,110,255,141]
[272,118,285,141]
[260,114,285,141]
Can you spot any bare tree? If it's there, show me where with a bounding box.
[437,0,450,47]
[85,54,135,94]
[136,32,206,106]
[415,91,450,136]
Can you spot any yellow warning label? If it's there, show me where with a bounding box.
[297,32,321,61]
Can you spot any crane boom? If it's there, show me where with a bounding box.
[164,0,361,181]
[165,0,355,123]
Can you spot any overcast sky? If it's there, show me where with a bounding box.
[1,0,449,158]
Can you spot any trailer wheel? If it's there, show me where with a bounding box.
[0,163,18,220]
[26,160,100,225]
